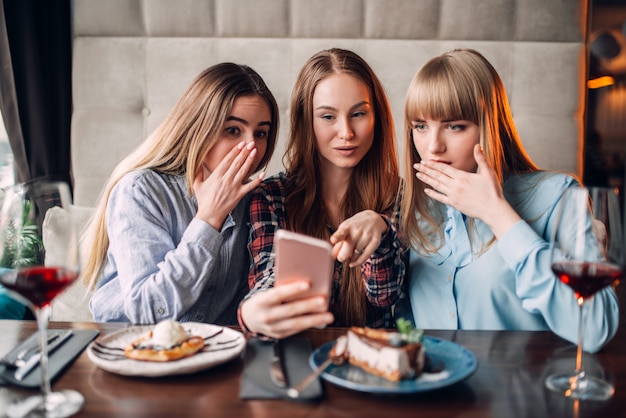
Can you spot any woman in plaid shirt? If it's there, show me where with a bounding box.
[239,48,405,339]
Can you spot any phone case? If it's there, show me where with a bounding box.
[274,229,333,301]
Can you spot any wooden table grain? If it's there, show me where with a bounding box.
[1,319,625,418]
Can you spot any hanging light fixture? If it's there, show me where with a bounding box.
[591,32,621,60]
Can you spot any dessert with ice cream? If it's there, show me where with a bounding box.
[329,320,425,382]
[151,319,189,348]
[124,320,205,362]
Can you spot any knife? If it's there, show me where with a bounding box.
[14,330,73,381]
[269,340,289,388]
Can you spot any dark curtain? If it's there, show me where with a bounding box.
[0,0,72,188]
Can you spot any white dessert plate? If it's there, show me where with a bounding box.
[87,323,245,377]
[310,335,477,394]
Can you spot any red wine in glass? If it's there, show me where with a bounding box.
[551,260,622,300]
[545,186,623,401]
[0,180,84,418]
[0,266,79,308]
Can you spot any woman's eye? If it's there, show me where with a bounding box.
[412,123,426,131]
[448,124,465,132]
[320,114,334,121]
[225,126,241,136]
[254,130,269,140]
[352,110,366,118]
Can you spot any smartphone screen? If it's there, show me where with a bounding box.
[274,229,333,302]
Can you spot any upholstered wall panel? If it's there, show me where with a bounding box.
[71,0,589,207]
[363,0,439,39]
[73,0,144,36]
[291,0,364,38]
[439,0,516,40]
[515,0,585,41]
[216,0,289,37]
[73,39,146,109]
[145,0,216,36]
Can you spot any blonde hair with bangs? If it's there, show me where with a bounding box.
[401,49,538,253]
[83,63,279,291]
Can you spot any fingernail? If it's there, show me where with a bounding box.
[249,148,257,157]
[246,142,254,150]
[237,141,245,149]
[258,172,266,180]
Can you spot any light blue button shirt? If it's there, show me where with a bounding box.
[90,169,250,325]
[408,172,620,353]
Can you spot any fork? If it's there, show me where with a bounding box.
[287,354,345,398]
[90,341,126,361]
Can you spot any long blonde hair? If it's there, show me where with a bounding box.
[285,48,400,326]
[83,63,279,291]
[401,49,538,253]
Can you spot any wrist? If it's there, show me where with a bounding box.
[486,203,521,239]
[378,215,389,236]
[198,211,227,231]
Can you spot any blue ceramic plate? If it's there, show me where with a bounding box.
[310,335,478,394]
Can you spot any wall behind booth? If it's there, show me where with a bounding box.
[71,0,588,207]
[49,0,589,321]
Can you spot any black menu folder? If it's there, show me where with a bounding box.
[240,335,323,401]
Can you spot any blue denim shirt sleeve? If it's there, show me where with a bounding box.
[90,170,249,324]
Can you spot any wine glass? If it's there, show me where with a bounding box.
[545,185,623,400]
[0,180,83,417]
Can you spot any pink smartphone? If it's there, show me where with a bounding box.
[274,229,333,302]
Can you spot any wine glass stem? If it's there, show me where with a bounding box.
[36,305,52,400]
[574,296,584,379]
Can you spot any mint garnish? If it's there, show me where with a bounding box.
[395,318,423,344]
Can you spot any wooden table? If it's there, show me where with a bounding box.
[0,319,625,417]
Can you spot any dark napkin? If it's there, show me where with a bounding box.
[0,329,99,388]
[240,335,323,400]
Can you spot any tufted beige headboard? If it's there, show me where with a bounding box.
[71,0,589,208]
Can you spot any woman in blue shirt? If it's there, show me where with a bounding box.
[83,63,279,324]
[400,49,619,353]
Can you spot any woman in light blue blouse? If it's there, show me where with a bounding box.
[83,63,279,324]
[400,49,619,353]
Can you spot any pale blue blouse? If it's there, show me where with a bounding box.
[407,172,620,353]
[90,169,250,325]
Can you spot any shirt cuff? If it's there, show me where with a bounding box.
[374,214,393,256]
[237,303,274,342]
[183,217,223,253]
